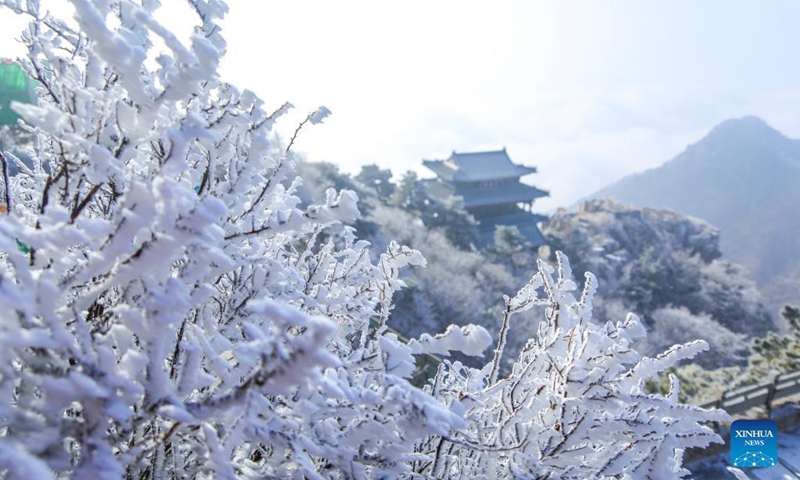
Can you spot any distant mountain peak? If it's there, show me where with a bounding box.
[702,115,786,146]
[584,116,800,312]
[715,115,770,129]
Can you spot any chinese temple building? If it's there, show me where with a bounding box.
[423,148,548,248]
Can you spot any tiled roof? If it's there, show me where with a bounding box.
[423,149,536,182]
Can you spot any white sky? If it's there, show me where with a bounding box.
[3,1,800,211]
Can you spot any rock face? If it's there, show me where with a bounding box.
[587,116,800,315]
[543,198,776,368]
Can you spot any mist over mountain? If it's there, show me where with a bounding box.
[588,116,800,314]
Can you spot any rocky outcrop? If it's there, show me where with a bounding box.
[543,198,776,368]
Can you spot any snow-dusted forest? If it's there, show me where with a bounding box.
[0,1,754,478]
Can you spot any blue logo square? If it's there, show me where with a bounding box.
[730,419,778,468]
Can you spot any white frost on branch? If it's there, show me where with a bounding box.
[408,324,493,357]
[308,105,332,125]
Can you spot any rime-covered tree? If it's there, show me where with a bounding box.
[390,170,430,212]
[485,224,538,278]
[355,163,395,201]
[542,198,773,368]
[389,170,477,249]
[0,1,725,478]
[298,162,500,339]
[746,305,800,380]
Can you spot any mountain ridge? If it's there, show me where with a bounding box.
[586,116,800,315]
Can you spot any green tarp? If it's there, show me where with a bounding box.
[0,61,38,126]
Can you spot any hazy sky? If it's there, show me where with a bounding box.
[3,1,800,211]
